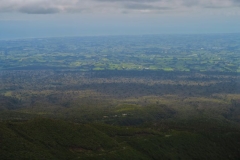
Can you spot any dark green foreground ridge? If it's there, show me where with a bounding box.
[1,118,240,160]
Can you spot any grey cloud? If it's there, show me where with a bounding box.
[124,3,170,10]
[231,0,240,3]
[0,0,85,14]
[231,0,240,6]
[203,5,226,9]
[19,6,60,14]
[94,0,160,2]
[181,0,200,7]
[181,0,240,8]
[0,0,239,14]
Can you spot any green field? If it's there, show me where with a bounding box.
[0,34,239,72]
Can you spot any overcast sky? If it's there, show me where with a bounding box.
[0,0,240,39]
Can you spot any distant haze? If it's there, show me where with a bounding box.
[0,0,240,39]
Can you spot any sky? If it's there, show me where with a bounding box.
[0,0,240,39]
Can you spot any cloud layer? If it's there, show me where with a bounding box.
[0,0,239,14]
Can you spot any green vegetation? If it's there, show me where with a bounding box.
[0,34,239,72]
[0,70,239,159]
[0,34,240,159]
[1,118,240,160]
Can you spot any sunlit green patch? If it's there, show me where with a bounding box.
[163,68,174,71]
